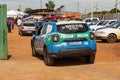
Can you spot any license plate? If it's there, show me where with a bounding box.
[26,31,32,33]
[70,42,81,45]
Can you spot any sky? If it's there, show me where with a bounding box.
[0,0,120,13]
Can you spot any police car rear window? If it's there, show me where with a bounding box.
[57,23,89,34]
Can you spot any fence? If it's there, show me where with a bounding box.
[82,13,120,20]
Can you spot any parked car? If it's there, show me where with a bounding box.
[83,17,99,25]
[89,20,105,27]
[18,21,37,36]
[90,20,117,33]
[31,20,97,66]
[95,21,120,43]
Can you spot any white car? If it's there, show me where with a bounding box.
[18,21,37,36]
[83,17,99,25]
[95,21,120,43]
[90,20,117,33]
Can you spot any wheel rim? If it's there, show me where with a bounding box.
[44,54,50,64]
[44,47,53,66]
[107,34,116,43]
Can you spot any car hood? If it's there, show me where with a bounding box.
[90,25,105,29]
[94,25,106,29]
[96,27,117,32]
[96,26,108,30]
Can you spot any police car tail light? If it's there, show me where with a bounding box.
[52,34,59,42]
[90,32,95,40]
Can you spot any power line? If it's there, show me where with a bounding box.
[91,0,94,18]
[77,2,79,12]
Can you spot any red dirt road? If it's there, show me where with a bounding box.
[0,25,120,80]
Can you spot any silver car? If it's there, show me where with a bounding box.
[18,21,37,36]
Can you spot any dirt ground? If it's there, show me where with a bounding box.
[0,25,120,80]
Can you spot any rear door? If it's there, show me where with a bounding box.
[34,24,43,54]
[35,23,53,54]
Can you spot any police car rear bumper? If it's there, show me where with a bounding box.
[50,48,96,58]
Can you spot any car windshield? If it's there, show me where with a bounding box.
[23,23,35,27]
[97,21,105,26]
[85,19,92,22]
[110,22,120,29]
[57,23,89,34]
[101,21,109,26]
[89,21,98,25]
[92,19,98,22]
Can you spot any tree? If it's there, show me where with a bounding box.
[87,10,109,15]
[24,8,32,14]
[45,0,55,10]
[101,10,109,14]
[17,8,21,11]
[110,8,120,13]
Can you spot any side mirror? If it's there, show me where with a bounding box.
[32,31,36,35]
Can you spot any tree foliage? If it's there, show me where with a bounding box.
[87,8,120,15]
[45,0,55,10]
[24,8,32,14]
[17,8,21,11]
[101,10,109,14]
[110,8,120,13]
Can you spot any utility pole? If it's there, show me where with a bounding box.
[115,0,118,20]
[40,0,42,9]
[115,0,117,14]
[114,0,120,20]
[91,0,94,19]
[94,4,98,12]
[18,5,21,17]
[77,2,79,12]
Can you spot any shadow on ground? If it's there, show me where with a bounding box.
[36,55,93,67]
[8,55,12,60]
